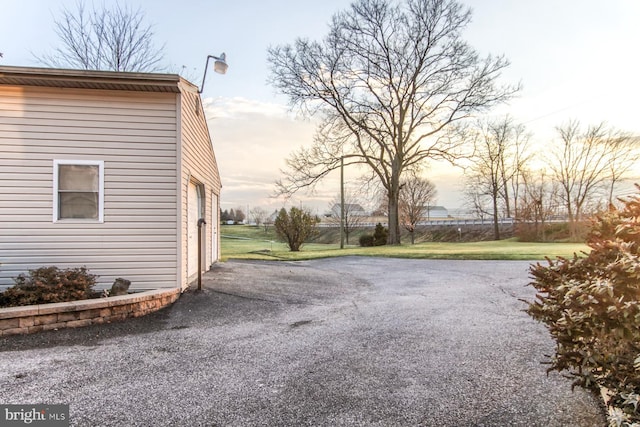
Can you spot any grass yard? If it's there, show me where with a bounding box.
[220,225,589,262]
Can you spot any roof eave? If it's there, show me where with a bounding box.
[0,65,183,93]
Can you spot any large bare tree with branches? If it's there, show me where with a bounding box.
[36,1,164,72]
[268,0,518,244]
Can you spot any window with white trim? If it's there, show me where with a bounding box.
[53,160,104,222]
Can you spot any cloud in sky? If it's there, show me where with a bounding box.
[205,97,340,213]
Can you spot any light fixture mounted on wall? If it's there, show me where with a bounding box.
[198,53,228,94]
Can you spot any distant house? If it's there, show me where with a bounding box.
[0,66,222,291]
[425,206,449,219]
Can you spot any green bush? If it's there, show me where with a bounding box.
[527,192,640,425]
[359,234,375,247]
[274,207,319,252]
[0,266,98,307]
[373,223,388,246]
[359,224,388,247]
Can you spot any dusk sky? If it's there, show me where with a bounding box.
[2,0,639,214]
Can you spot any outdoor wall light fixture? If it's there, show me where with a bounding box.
[198,53,228,93]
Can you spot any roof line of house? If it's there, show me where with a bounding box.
[0,65,186,93]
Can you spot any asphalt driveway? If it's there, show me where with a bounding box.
[0,257,605,426]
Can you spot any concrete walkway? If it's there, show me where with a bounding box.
[0,258,606,426]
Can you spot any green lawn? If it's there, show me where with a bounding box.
[220,225,589,262]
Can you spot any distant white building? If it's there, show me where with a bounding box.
[328,203,368,217]
[425,206,449,219]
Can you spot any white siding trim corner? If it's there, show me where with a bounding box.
[175,92,184,289]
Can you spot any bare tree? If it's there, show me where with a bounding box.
[603,134,640,207]
[233,208,246,224]
[464,175,490,221]
[268,0,518,244]
[36,1,164,72]
[399,174,437,244]
[498,120,530,220]
[326,190,367,245]
[518,168,560,242]
[249,207,268,228]
[465,117,530,239]
[547,121,633,241]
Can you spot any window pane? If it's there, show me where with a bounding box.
[59,192,98,219]
[59,165,98,191]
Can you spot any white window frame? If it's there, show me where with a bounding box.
[53,159,104,223]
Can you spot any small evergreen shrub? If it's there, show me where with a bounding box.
[0,266,98,307]
[359,224,388,247]
[527,190,640,425]
[359,234,375,247]
[373,223,388,246]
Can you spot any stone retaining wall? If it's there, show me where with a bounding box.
[0,288,181,336]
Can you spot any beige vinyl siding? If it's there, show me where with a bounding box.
[178,85,222,287]
[0,86,179,290]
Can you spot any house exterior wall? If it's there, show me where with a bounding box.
[177,85,222,287]
[0,85,179,290]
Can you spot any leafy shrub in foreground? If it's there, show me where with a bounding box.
[0,266,98,307]
[527,190,640,425]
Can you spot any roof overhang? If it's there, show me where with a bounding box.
[0,66,183,93]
